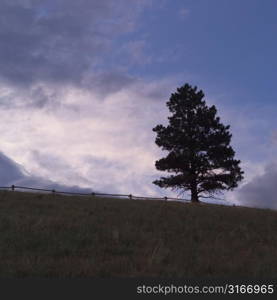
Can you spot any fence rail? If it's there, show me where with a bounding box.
[0,185,191,203]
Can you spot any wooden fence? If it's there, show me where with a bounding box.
[0,185,190,203]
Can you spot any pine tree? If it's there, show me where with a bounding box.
[153,83,244,202]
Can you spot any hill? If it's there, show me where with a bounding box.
[0,190,277,278]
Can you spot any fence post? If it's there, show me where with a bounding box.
[52,189,56,196]
[91,192,95,197]
[11,185,15,191]
[164,196,167,201]
[129,194,132,200]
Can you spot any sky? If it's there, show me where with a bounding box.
[0,0,277,209]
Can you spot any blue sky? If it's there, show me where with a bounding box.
[0,0,276,209]
[114,0,277,96]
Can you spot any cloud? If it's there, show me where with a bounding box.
[0,151,93,193]
[0,152,26,185]
[0,0,157,111]
[82,72,136,98]
[0,0,148,88]
[0,78,177,197]
[0,76,181,197]
[0,82,61,111]
[30,150,92,186]
[229,162,277,210]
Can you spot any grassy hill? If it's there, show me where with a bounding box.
[0,189,277,278]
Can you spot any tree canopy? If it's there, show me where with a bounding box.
[153,83,244,202]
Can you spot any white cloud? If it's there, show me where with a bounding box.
[0,78,178,197]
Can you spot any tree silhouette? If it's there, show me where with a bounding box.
[153,83,244,202]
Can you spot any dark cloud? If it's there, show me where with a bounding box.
[235,162,277,210]
[0,152,26,185]
[0,151,93,193]
[84,72,136,97]
[29,86,57,109]
[0,83,60,110]
[0,0,145,87]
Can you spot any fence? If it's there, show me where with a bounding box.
[0,185,191,203]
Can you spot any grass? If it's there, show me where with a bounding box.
[0,190,277,278]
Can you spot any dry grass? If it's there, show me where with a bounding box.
[0,190,277,278]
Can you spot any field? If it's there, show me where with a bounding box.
[0,190,277,278]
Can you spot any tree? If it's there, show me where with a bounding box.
[153,83,244,203]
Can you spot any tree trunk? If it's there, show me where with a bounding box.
[191,182,199,203]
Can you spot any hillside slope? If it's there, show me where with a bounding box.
[0,190,277,278]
